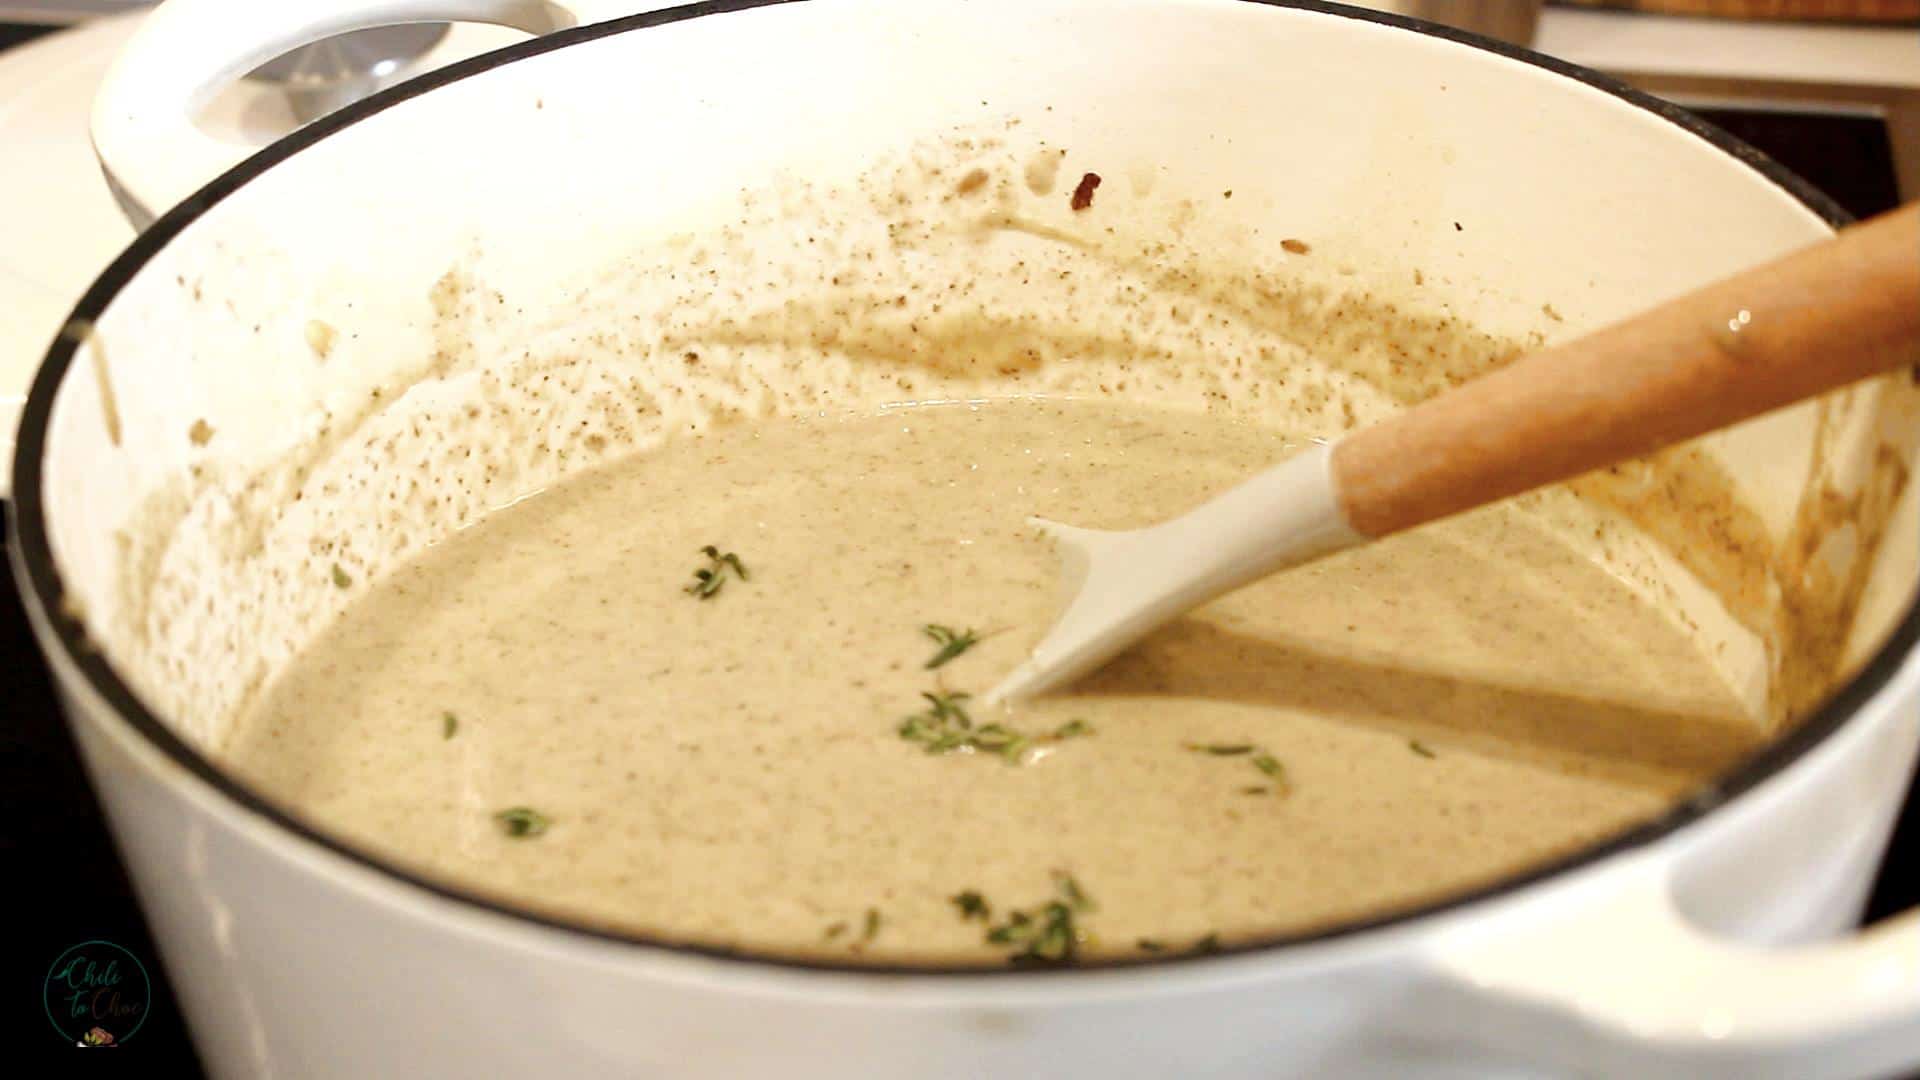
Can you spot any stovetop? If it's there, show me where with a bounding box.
[0,18,1914,1074]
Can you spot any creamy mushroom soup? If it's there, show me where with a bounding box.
[225,396,1758,964]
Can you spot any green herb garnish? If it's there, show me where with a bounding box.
[330,563,352,589]
[493,806,550,838]
[924,691,972,723]
[1138,934,1220,955]
[898,716,966,754]
[989,905,1080,967]
[898,691,979,754]
[898,692,1092,765]
[1190,742,1289,793]
[898,691,990,758]
[922,624,981,669]
[898,684,1098,760]
[685,544,748,599]
[969,724,1029,760]
[981,873,1094,967]
[1053,871,1094,912]
[1410,740,1437,759]
[952,891,991,921]
[1185,743,1254,756]
[824,909,883,949]
[442,711,458,739]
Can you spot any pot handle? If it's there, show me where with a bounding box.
[1426,856,1920,1079]
[90,0,585,229]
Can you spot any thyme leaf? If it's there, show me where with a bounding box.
[824,908,884,949]
[493,806,550,838]
[330,563,352,589]
[442,711,458,739]
[1139,934,1218,956]
[951,891,991,921]
[1189,742,1289,793]
[1409,740,1437,759]
[685,545,748,599]
[1185,743,1254,756]
[922,624,981,669]
[922,691,973,726]
[1053,871,1094,912]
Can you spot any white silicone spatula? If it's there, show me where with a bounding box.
[985,203,1920,706]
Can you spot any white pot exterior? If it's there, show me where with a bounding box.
[13,0,1920,1076]
[28,574,1920,1078]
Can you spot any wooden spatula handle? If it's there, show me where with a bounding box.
[1333,203,1920,539]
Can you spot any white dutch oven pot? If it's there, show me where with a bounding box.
[10,0,1920,1076]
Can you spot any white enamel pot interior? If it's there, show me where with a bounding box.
[12,0,1920,1076]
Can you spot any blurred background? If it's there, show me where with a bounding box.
[0,0,1914,1071]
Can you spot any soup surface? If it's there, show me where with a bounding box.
[226,396,1758,964]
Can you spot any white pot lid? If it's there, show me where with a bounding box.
[0,14,551,484]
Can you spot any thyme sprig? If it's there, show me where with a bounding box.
[898,691,1092,764]
[685,545,748,599]
[921,624,981,669]
[977,872,1095,967]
